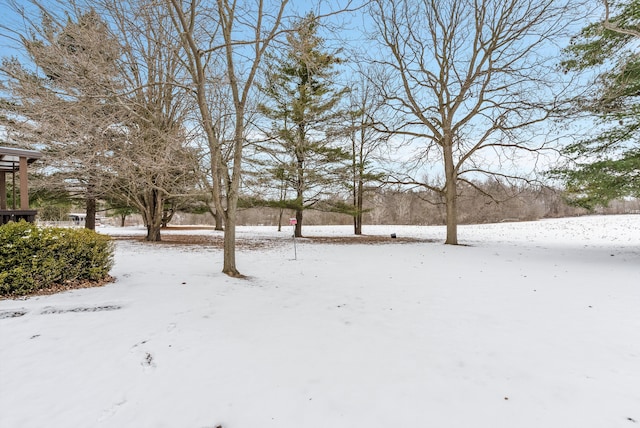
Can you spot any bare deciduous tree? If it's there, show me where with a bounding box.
[98,0,198,241]
[368,0,587,244]
[166,0,290,277]
[345,69,388,235]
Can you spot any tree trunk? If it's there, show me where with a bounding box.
[354,178,363,235]
[161,206,174,228]
[277,207,283,232]
[210,163,226,231]
[293,186,304,238]
[208,205,225,231]
[144,189,163,242]
[445,184,458,244]
[222,204,239,276]
[222,112,244,278]
[147,223,161,241]
[294,207,303,238]
[214,210,224,231]
[294,151,304,238]
[85,195,96,231]
[443,143,458,245]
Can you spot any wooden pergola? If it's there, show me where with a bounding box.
[0,146,42,225]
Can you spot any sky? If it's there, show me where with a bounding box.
[0,0,606,181]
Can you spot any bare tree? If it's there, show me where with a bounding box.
[98,0,198,241]
[197,77,235,232]
[167,0,362,275]
[368,0,588,244]
[167,0,295,277]
[345,69,388,234]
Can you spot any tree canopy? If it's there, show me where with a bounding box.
[368,0,583,244]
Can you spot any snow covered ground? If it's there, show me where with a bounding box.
[1,215,639,428]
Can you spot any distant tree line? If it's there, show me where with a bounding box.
[231,183,638,227]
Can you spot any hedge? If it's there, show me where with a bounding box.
[0,221,114,297]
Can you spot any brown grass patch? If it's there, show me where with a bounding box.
[300,235,433,244]
[114,233,433,248]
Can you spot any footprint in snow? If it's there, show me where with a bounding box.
[129,341,156,371]
[142,352,155,369]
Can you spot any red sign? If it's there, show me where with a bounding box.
[289,218,297,225]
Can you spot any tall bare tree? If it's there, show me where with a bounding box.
[197,76,235,232]
[166,0,290,276]
[167,0,360,275]
[345,70,388,235]
[368,0,587,244]
[97,0,198,241]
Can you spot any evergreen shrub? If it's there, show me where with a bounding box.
[0,221,114,297]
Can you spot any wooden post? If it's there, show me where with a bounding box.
[0,171,6,210]
[20,156,29,209]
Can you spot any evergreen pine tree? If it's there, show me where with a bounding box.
[553,0,640,209]
[257,13,350,237]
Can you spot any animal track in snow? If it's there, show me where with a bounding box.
[142,352,155,368]
[131,340,157,371]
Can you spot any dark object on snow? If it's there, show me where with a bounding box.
[390,233,397,238]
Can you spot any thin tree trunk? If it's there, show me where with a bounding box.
[222,113,244,277]
[208,205,224,230]
[295,206,303,238]
[167,0,289,277]
[354,177,363,235]
[209,157,226,231]
[161,205,174,228]
[294,149,304,237]
[352,130,360,235]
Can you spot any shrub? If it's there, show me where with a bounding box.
[0,221,114,297]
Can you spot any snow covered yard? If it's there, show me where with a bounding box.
[1,215,639,428]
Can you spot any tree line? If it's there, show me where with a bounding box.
[0,0,637,277]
